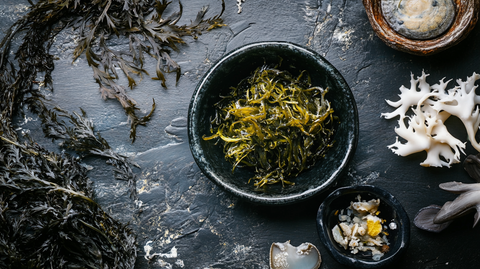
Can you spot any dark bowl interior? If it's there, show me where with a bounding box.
[317,185,410,268]
[188,41,359,205]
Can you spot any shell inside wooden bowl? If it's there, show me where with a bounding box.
[363,0,479,56]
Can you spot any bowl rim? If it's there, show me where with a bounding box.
[187,41,359,205]
[316,185,411,268]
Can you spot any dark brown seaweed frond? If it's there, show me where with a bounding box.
[0,0,226,267]
[0,133,136,268]
[38,103,140,200]
[1,0,226,142]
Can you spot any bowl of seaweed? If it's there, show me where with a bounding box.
[188,41,358,205]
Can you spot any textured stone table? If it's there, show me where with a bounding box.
[2,0,480,268]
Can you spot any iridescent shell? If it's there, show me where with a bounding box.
[381,0,456,40]
[269,241,321,269]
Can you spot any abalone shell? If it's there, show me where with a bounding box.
[381,0,456,40]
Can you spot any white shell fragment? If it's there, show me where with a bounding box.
[381,0,456,40]
[269,241,321,269]
[351,198,380,214]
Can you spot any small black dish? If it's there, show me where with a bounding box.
[316,185,410,268]
[188,41,359,205]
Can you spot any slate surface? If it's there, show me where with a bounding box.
[2,0,480,268]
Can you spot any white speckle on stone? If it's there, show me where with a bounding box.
[175,259,185,268]
[333,26,355,51]
[237,0,246,14]
[144,241,178,260]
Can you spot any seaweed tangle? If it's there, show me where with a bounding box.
[38,103,142,200]
[204,66,336,187]
[0,0,225,142]
[0,0,225,267]
[0,135,137,268]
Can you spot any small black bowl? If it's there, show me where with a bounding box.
[187,41,359,205]
[316,185,410,268]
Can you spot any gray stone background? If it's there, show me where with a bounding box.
[2,0,480,268]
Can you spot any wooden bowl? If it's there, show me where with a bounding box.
[363,0,480,56]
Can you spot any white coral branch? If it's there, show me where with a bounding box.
[381,71,433,120]
[382,71,478,167]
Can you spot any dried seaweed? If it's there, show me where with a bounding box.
[204,66,336,187]
[38,103,141,200]
[1,0,225,141]
[0,134,137,268]
[0,0,225,267]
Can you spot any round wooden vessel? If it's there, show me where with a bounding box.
[363,0,479,56]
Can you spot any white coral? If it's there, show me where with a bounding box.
[381,71,433,120]
[382,71,480,167]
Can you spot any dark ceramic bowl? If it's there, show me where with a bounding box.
[317,185,410,268]
[187,41,358,205]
